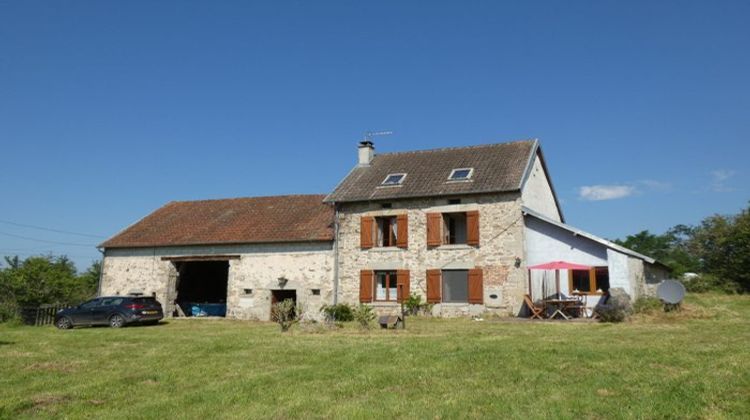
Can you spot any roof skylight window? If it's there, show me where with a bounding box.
[382,173,406,186]
[448,168,473,181]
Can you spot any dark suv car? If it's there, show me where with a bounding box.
[55,296,163,329]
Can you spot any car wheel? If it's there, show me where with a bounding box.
[56,317,73,330]
[109,314,125,328]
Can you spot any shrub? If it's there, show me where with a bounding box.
[684,274,743,294]
[352,304,376,329]
[595,288,633,323]
[0,297,19,324]
[320,303,354,322]
[404,293,422,315]
[633,296,663,314]
[404,293,432,316]
[271,299,302,332]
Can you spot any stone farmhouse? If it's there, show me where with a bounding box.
[99,139,668,320]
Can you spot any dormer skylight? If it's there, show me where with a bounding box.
[448,168,473,181]
[382,173,406,186]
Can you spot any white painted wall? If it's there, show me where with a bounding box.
[523,216,645,307]
[521,155,561,222]
[607,249,632,295]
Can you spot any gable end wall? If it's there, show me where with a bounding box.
[521,154,561,222]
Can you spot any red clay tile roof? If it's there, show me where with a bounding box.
[100,195,333,249]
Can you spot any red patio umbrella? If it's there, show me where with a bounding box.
[527,261,592,299]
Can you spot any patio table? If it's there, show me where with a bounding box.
[544,298,579,320]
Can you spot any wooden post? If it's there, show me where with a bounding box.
[399,284,405,330]
[528,269,532,301]
[555,270,561,299]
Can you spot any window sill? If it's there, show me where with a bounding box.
[434,244,474,250]
[368,247,403,253]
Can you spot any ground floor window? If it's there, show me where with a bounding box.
[375,271,398,301]
[442,270,469,303]
[569,267,610,294]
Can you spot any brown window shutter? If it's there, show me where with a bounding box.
[468,268,483,304]
[426,269,442,303]
[396,214,409,249]
[360,216,375,249]
[396,269,410,302]
[466,210,480,246]
[426,213,443,247]
[359,270,374,303]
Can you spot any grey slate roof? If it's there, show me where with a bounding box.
[325,139,539,203]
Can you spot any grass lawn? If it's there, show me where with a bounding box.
[1,294,749,419]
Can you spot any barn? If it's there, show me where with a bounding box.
[98,195,334,321]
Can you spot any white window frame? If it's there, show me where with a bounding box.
[381,173,407,186]
[447,168,474,181]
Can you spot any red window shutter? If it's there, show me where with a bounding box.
[426,269,442,303]
[396,214,409,249]
[466,211,480,246]
[360,216,375,249]
[426,213,443,247]
[396,269,410,302]
[360,270,374,303]
[468,268,483,304]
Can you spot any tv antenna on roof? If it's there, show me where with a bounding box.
[363,130,393,142]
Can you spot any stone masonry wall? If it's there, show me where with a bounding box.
[101,242,334,321]
[336,192,528,316]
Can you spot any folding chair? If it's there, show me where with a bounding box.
[571,292,589,318]
[524,294,545,320]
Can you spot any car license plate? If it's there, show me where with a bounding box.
[142,310,157,315]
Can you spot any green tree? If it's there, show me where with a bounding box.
[78,260,102,299]
[1,255,79,307]
[614,229,699,276]
[0,255,101,321]
[689,205,750,292]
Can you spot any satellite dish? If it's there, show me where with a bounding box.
[657,280,686,304]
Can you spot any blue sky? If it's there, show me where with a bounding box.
[1,1,748,271]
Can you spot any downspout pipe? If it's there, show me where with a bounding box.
[96,246,105,297]
[332,203,340,305]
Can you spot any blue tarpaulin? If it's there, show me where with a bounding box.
[190,303,226,317]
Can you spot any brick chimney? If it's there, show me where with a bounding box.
[358,140,374,166]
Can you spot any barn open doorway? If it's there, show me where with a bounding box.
[176,260,229,317]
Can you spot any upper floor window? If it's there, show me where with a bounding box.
[376,216,398,247]
[426,211,479,247]
[448,168,473,181]
[443,213,466,244]
[382,173,406,186]
[361,214,409,249]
